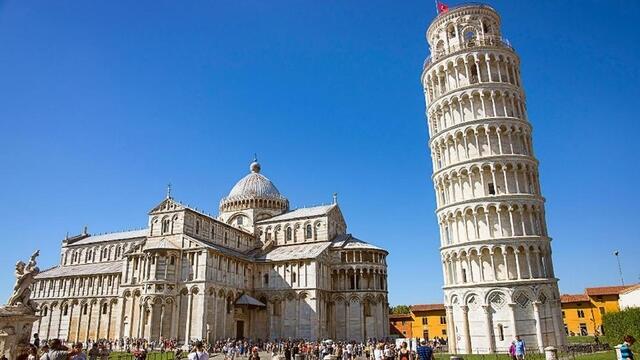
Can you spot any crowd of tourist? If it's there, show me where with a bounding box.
[10,333,636,360]
[13,334,446,360]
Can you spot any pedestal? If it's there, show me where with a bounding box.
[0,305,40,359]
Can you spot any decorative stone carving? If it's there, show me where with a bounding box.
[7,250,40,310]
[0,251,42,358]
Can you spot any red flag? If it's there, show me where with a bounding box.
[437,1,449,13]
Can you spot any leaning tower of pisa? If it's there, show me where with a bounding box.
[421,4,567,354]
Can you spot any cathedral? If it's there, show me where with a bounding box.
[29,159,389,343]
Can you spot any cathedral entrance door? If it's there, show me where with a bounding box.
[236,320,245,339]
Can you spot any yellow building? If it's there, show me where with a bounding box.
[561,285,630,337]
[409,304,448,340]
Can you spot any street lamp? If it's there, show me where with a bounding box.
[613,250,625,286]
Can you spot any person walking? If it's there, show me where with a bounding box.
[620,335,636,360]
[398,342,411,360]
[188,341,209,360]
[416,340,434,360]
[508,341,517,360]
[374,343,384,360]
[69,343,87,360]
[514,336,526,360]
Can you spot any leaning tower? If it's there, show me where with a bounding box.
[421,4,567,354]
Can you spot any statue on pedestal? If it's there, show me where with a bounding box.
[7,250,40,310]
[0,250,42,358]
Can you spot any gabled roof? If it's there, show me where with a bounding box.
[36,261,123,279]
[389,314,413,320]
[66,229,148,246]
[183,234,253,261]
[257,204,336,223]
[410,304,445,312]
[255,241,332,262]
[560,294,590,303]
[585,285,631,296]
[144,237,180,251]
[330,234,387,252]
[620,284,640,295]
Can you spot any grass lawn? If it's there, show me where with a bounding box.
[568,351,617,360]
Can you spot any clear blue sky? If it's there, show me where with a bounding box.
[1,0,639,306]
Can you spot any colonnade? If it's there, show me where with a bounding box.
[34,298,120,342]
[438,202,547,246]
[434,161,539,208]
[441,244,553,285]
[428,89,528,137]
[331,268,387,291]
[425,51,521,104]
[431,122,533,171]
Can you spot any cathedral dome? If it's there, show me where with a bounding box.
[220,160,289,212]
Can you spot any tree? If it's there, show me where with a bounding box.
[602,307,640,349]
[390,305,411,314]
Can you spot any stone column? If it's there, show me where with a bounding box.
[118,296,127,338]
[185,292,193,343]
[532,301,544,352]
[446,306,457,354]
[106,302,113,340]
[508,303,518,338]
[128,296,136,338]
[482,305,495,353]
[85,302,93,341]
[461,305,471,353]
[74,304,82,342]
[147,303,155,340]
[170,296,180,340]
[96,303,103,339]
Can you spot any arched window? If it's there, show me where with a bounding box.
[464,29,476,44]
[226,298,233,314]
[285,227,292,242]
[364,302,371,317]
[63,305,69,316]
[224,232,228,245]
[161,218,171,234]
[82,304,88,315]
[42,307,48,316]
[195,220,200,234]
[263,273,269,286]
[102,303,108,314]
[292,272,297,283]
[305,225,313,239]
[498,324,505,341]
[237,216,243,226]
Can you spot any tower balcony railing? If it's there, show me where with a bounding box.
[423,36,514,71]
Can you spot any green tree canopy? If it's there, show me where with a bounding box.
[603,307,640,349]
[390,305,411,314]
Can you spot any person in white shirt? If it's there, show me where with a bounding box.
[374,343,384,360]
[188,341,209,360]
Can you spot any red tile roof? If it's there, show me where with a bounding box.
[410,304,445,312]
[561,294,590,303]
[389,314,413,320]
[620,284,640,295]
[585,286,631,296]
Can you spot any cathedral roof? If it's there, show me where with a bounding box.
[257,204,336,224]
[223,161,286,202]
[331,234,387,252]
[66,229,148,246]
[36,261,123,279]
[255,241,332,262]
[219,159,289,212]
